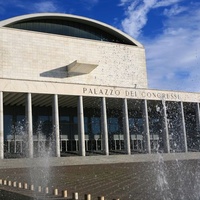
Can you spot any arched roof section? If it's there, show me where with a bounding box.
[0,13,143,47]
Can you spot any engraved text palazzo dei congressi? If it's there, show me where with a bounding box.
[82,87,181,101]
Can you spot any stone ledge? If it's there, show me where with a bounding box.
[0,152,200,169]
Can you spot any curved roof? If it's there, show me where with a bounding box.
[0,13,143,47]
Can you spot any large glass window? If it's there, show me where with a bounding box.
[148,100,164,153]
[106,98,123,153]
[4,105,26,156]
[167,101,185,152]
[72,116,78,136]
[4,115,13,140]
[37,115,52,138]
[60,116,70,136]
[128,100,145,153]
[184,103,200,152]
[91,117,101,135]
[108,117,119,133]
[7,18,134,45]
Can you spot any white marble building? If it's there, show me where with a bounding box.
[0,13,200,159]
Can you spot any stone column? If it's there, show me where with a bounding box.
[142,100,151,153]
[101,97,109,155]
[53,94,60,157]
[162,101,170,153]
[78,96,85,156]
[0,92,3,159]
[180,102,188,152]
[123,98,131,155]
[196,103,200,136]
[26,93,33,158]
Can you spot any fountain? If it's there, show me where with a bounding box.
[152,152,200,200]
[28,121,51,199]
[155,152,173,200]
[149,99,200,200]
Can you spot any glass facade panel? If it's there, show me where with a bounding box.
[91,117,100,135]
[7,19,134,45]
[107,115,123,151]
[83,99,102,152]
[37,115,52,138]
[184,103,200,152]
[148,101,164,153]
[32,105,52,156]
[4,115,12,140]
[106,98,124,153]
[166,101,185,152]
[60,116,70,136]
[108,117,119,133]
[3,94,200,158]
[128,100,145,153]
[3,105,25,156]
[72,116,78,136]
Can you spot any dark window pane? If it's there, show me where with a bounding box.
[6,18,134,45]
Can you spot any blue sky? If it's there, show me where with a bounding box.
[0,0,200,92]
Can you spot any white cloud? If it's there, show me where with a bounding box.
[33,1,58,13]
[144,8,200,92]
[120,0,185,38]
[81,0,99,10]
[118,0,133,6]
[121,0,157,38]
[163,5,187,17]
[153,0,182,8]
[0,0,63,15]
[120,0,200,92]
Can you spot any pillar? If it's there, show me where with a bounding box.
[180,102,188,152]
[0,92,3,159]
[26,93,33,158]
[196,103,200,150]
[196,103,200,135]
[78,96,85,156]
[142,100,151,153]
[123,98,131,155]
[162,101,170,153]
[53,94,60,157]
[101,97,109,155]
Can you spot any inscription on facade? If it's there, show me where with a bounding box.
[82,87,180,101]
[83,88,121,96]
[139,91,180,100]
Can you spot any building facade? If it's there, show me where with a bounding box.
[0,13,200,159]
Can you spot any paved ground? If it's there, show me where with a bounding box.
[1,154,200,200]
